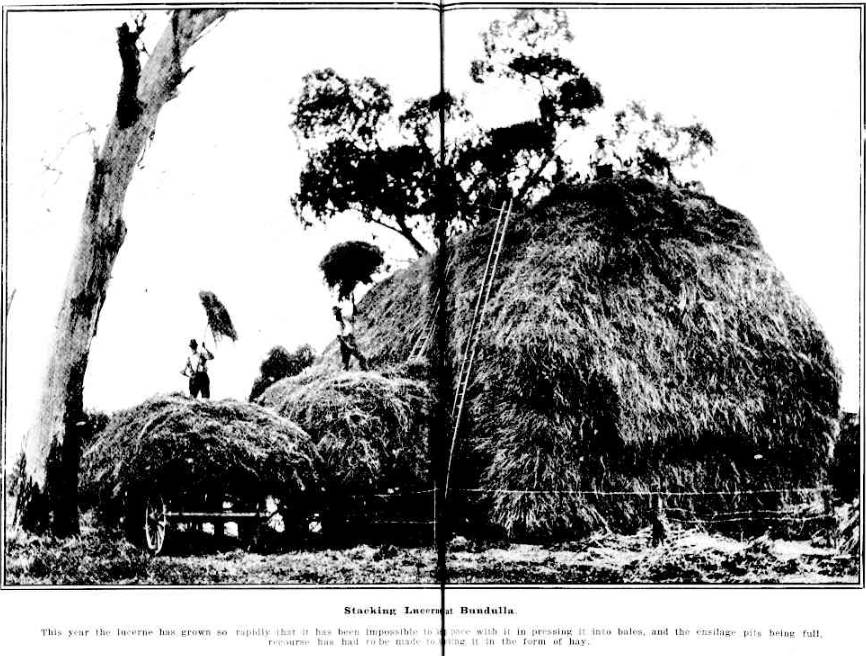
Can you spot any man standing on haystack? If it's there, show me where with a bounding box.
[319,239,382,371]
[182,338,214,399]
[333,300,367,371]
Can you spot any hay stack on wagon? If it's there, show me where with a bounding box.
[346,178,841,538]
[81,394,321,513]
[258,368,432,495]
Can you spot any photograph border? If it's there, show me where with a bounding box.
[1,0,863,592]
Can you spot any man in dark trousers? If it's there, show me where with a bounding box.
[333,302,367,371]
[182,338,214,398]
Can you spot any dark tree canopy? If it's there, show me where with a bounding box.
[290,9,713,255]
[292,69,392,145]
[319,240,385,300]
[249,344,316,401]
[291,69,462,256]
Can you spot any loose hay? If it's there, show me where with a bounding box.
[445,525,856,584]
[835,499,860,558]
[81,394,321,508]
[348,178,840,538]
[258,370,431,494]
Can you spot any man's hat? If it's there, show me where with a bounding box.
[189,338,198,348]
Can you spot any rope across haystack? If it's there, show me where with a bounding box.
[258,369,431,495]
[82,394,321,508]
[349,178,841,539]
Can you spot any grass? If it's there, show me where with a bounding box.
[5,505,857,586]
[446,525,859,585]
[4,511,436,585]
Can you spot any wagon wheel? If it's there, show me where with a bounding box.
[143,493,169,555]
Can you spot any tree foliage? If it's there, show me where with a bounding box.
[590,101,715,188]
[249,344,316,401]
[291,69,467,255]
[457,9,603,213]
[290,9,713,255]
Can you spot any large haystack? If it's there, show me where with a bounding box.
[258,369,432,495]
[82,394,321,509]
[348,178,841,538]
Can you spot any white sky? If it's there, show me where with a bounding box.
[3,6,862,454]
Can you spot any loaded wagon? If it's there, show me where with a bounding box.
[81,394,322,554]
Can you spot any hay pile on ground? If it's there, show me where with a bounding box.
[81,394,321,509]
[834,500,860,558]
[349,177,841,538]
[258,369,431,495]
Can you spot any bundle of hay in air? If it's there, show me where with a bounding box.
[349,177,841,539]
[258,369,432,495]
[319,240,385,301]
[81,394,321,514]
[198,290,238,342]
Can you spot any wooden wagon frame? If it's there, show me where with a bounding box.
[133,489,291,555]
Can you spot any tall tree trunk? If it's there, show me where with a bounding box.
[14,9,227,536]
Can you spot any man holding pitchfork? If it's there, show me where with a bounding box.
[181,338,214,399]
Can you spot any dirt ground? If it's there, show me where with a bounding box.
[4,515,858,586]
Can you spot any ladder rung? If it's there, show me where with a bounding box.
[445,199,514,495]
[449,205,508,417]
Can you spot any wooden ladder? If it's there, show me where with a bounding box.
[444,199,513,496]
